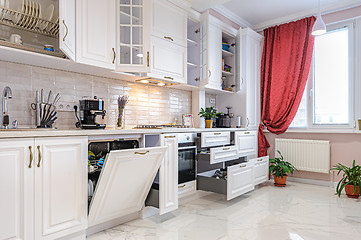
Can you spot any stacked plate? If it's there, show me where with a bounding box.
[13,0,57,32]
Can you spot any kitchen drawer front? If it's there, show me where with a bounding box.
[178,181,196,198]
[227,162,254,200]
[235,131,257,157]
[198,146,238,164]
[201,132,231,148]
[250,156,269,185]
[197,162,254,201]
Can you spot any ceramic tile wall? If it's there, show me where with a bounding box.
[0,61,192,129]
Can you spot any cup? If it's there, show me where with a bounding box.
[10,34,23,45]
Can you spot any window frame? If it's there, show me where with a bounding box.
[289,21,356,130]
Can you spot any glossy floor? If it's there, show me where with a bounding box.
[87,181,361,240]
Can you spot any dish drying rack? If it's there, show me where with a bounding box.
[0,6,59,38]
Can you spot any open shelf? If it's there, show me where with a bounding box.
[187,38,198,47]
[187,62,198,68]
[222,49,234,56]
[222,71,233,76]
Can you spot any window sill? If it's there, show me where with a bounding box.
[263,129,361,134]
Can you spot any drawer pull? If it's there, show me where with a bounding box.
[164,76,174,80]
[37,145,41,167]
[240,164,247,168]
[164,36,174,41]
[244,131,250,134]
[257,159,263,162]
[28,146,33,168]
[223,147,230,150]
[178,184,186,189]
[214,132,221,135]
[135,151,149,155]
[164,135,176,138]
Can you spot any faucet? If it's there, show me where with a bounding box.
[2,86,12,129]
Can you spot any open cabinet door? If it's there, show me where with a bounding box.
[59,0,76,61]
[235,28,242,92]
[88,146,166,227]
[199,12,209,86]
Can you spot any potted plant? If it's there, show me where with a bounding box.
[269,150,297,187]
[331,160,361,199]
[199,107,221,128]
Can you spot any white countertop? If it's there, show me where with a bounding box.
[0,127,248,139]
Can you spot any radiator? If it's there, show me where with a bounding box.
[275,139,330,173]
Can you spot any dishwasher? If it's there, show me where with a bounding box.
[86,136,167,228]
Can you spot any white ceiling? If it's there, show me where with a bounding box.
[192,0,361,30]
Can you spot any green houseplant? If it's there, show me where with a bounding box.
[199,107,221,128]
[269,150,297,187]
[331,160,361,198]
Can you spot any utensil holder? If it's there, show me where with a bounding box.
[31,102,57,128]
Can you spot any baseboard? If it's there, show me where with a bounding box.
[287,176,337,187]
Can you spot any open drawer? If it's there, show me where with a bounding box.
[198,145,238,164]
[200,131,231,148]
[250,156,269,185]
[197,162,254,200]
[88,146,167,227]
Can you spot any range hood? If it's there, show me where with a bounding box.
[134,75,180,87]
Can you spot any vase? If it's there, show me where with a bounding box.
[205,119,213,128]
[117,108,125,129]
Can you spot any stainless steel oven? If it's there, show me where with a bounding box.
[178,133,197,184]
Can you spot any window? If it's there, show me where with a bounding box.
[290,23,354,129]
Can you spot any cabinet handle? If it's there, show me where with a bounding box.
[164,76,174,80]
[241,77,244,86]
[135,151,149,155]
[37,145,41,167]
[244,131,250,134]
[223,147,230,150]
[257,159,263,162]
[62,20,68,42]
[112,48,116,64]
[214,132,221,135]
[147,52,150,67]
[164,36,174,41]
[247,117,250,128]
[178,184,186,189]
[28,146,33,168]
[240,164,247,168]
[164,135,176,138]
[208,70,212,78]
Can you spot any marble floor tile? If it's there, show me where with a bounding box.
[87,182,361,240]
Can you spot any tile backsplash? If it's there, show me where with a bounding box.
[0,61,192,129]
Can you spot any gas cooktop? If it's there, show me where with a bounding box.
[133,124,190,129]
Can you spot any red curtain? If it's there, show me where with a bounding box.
[258,17,316,157]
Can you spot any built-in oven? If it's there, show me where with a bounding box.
[178,133,197,184]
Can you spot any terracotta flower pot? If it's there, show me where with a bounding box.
[205,119,213,128]
[273,174,288,187]
[345,185,360,199]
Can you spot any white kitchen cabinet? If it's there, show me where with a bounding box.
[251,156,269,185]
[76,0,116,69]
[116,0,151,73]
[240,28,263,130]
[0,137,87,240]
[200,131,231,148]
[59,0,76,61]
[151,0,187,47]
[88,146,167,226]
[147,36,187,84]
[0,139,34,240]
[159,134,179,214]
[34,137,88,240]
[197,162,254,200]
[235,131,258,158]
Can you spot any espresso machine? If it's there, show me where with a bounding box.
[216,107,233,128]
[75,97,106,129]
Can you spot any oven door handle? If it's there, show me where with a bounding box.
[178,146,197,151]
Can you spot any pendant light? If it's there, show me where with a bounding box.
[312,0,327,35]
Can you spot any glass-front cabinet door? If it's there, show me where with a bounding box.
[116,0,151,72]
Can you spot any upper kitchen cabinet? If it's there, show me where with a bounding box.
[0,0,75,68]
[76,0,116,70]
[199,11,239,93]
[218,28,262,129]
